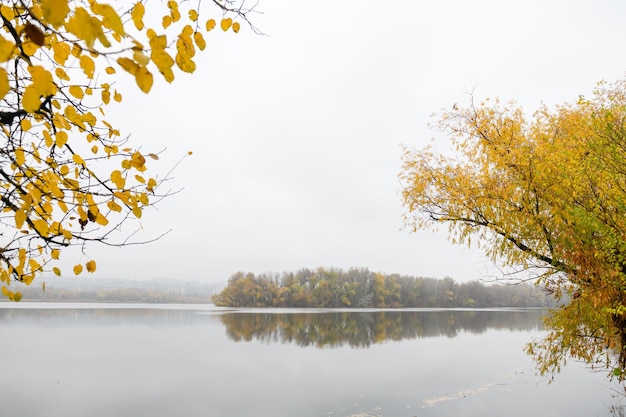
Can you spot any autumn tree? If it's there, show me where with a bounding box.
[400,79,626,379]
[0,0,256,301]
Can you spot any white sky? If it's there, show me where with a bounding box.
[59,0,626,283]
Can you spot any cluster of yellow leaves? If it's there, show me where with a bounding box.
[0,0,246,300]
[400,79,626,380]
[0,0,242,97]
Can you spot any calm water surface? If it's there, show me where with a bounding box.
[0,304,623,417]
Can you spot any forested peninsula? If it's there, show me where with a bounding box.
[211,267,558,308]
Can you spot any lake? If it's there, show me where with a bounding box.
[0,304,623,417]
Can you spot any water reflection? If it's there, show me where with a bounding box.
[0,304,212,327]
[220,309,548,348]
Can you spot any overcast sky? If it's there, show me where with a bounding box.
[59,0,626,284]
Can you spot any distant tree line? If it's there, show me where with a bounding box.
[8,284,215,304]
[211,267,559,308]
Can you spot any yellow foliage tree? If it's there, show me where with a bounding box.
[400,79,626,380]
[0,0,257,301]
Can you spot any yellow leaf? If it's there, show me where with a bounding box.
[69,85,84,99]
[32,219,49,237]
[221,18,232,31]
[66,7,110,48]
[0,67,8,100]
[130,152,146,170]
[175,53,196,73]
[135,175,145,183]
[15,210,26,229]
[28,66,57,96]
[232,22,241,33]
[91,3,124,36]
[52,41,70,65]
[95,213,108,226]
[107,200,122,212]
[132,206,142,218]
[22,40,40,57]
[40,130,52,147]
[51,249,60,260]
[20,119,31,131]
[55,67,70,81]
[22,87,39,113]
[193,32,206,51]
[134,66,153,93]
[29,259,41,273]
[111,170,125,189]
[133,50,150,66]
[41,0,70,26]
[53,267,61,276]
[105,66,116,74]
[147,177,157,192]
[0,37,15,62]
[0,6,15,21]
[188,9,198,22]
[117,57,139,75]
[69,44,82,60]
[80,55,95,79]
[73,264,83,275]
[72,154,84,165]
[15,147,25,165]
[55,131,68,147]
[206,19,216,31]
[162,15,173,29]
[167,0,180,21]
[86,260,96,273]
[131,2,145,30]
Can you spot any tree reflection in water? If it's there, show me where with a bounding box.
[220,309,547,348]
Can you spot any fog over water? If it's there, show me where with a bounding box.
[1,304,622,417]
